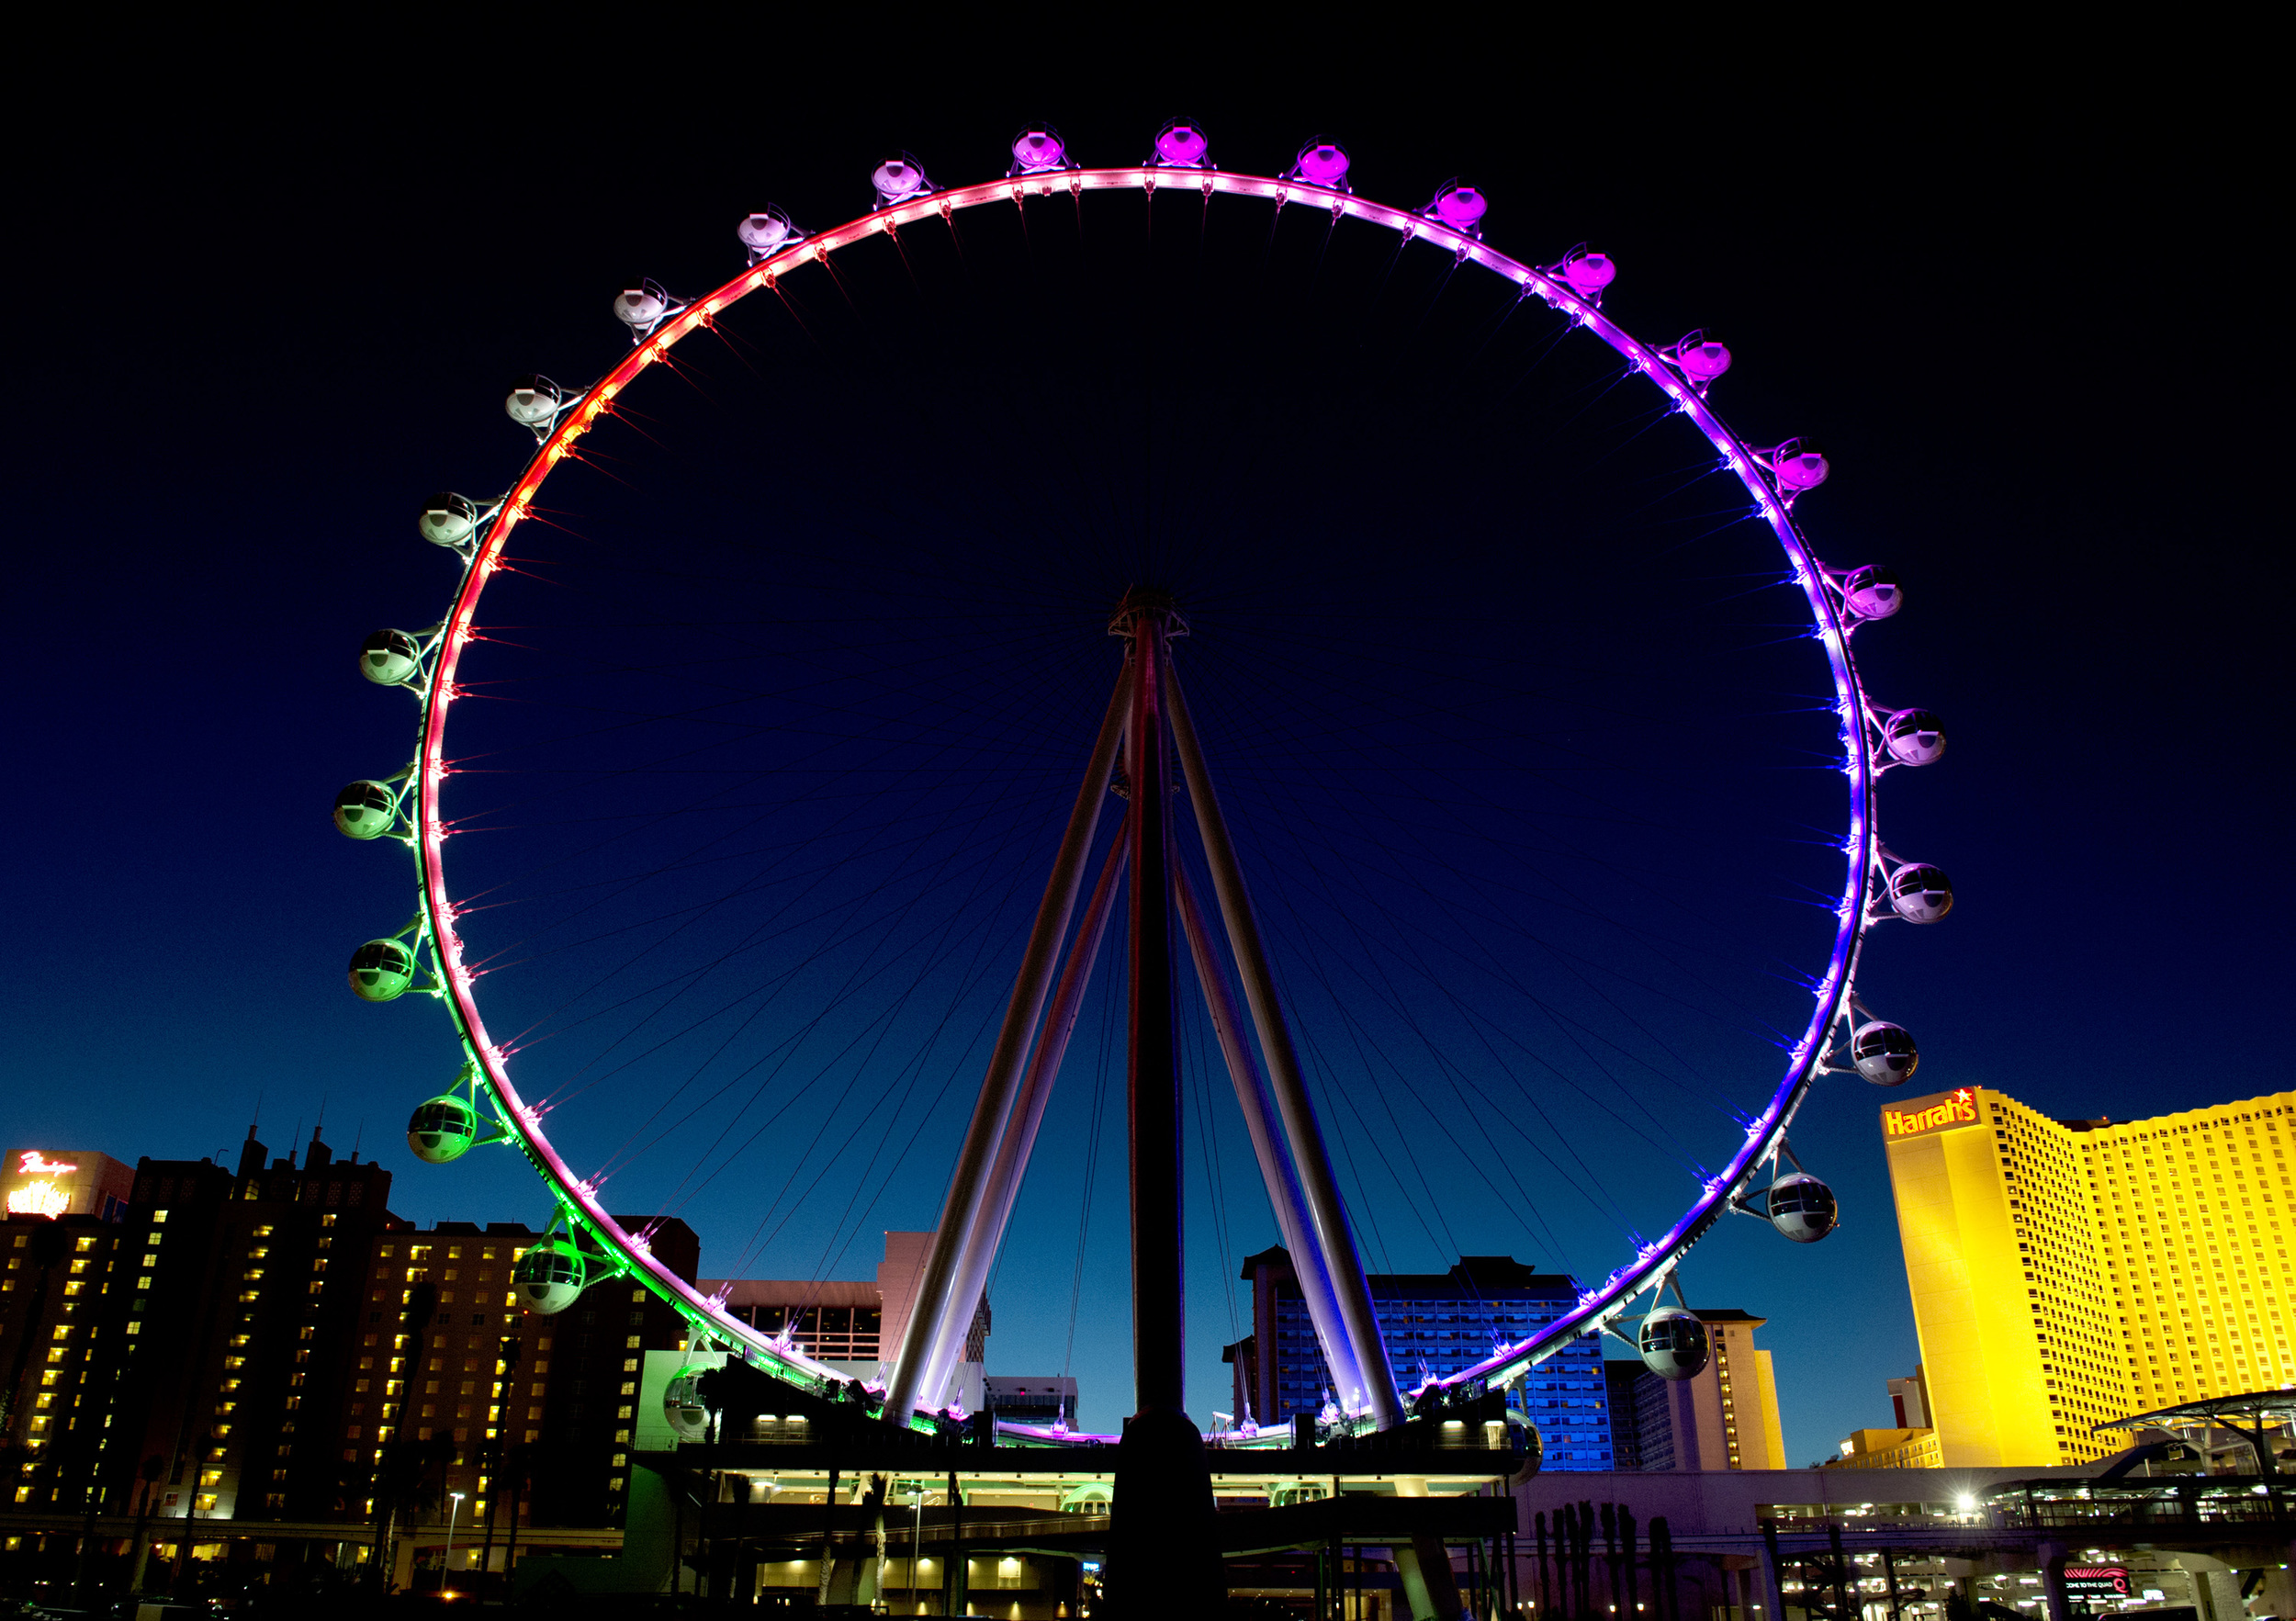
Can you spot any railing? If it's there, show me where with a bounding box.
[1759,1498,2296,1539]
[1987,1495,2296,1532]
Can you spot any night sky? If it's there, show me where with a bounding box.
[7,45,2278,1460]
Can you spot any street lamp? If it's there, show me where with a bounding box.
[444,1492,466,1598]
[911,1484,926,1611]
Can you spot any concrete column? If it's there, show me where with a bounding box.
[2253,1559,2296,1619]
[620,1460,677,1593]
[1391,1478,1464,1620]
[1729,1561,1761,1621]
[2036,1542,2069,1621]
[1393,1537,1465,1621]
[2207,1569,2245,1621]
[1753,1535,1788,1621]
[2178,1555,2243,1621]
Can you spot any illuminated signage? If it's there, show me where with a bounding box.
[6,1184,69,1217]
[6,1150,84,1218]
[1883,1088,1979,1139]
[2065,1568,2130,1599]
[3,1148,131,1223]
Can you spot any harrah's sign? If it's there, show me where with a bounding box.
[1884,1088,1979,1139]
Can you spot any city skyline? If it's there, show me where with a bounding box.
[6,63,2279,1469]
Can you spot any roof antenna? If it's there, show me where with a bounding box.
[313,1097,327,1143]
[350,1120,365,1164]
[247,1089,264,1142]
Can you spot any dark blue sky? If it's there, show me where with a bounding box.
[6,45,2278,1457]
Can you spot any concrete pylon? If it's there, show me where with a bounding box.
[1107,1409,1223,1614]
[1393,1476,1467,1620]
[2253,1559,2296,1619]
[1754,1518,1791,1621]
[2174,1552,2245,1621]
[1726,1561,1761,1621]
[2037,1540,2070,1621]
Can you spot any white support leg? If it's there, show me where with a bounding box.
[916,816,1131,1412]
[1165,661,1405,1431]
[1173,857,1367,1419]
[881,662,1134,1424]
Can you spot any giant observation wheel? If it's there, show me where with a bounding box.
[335,123,1955,1443]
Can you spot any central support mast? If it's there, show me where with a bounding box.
[1120,595,1185,1414]
[1109,591,1223,1613]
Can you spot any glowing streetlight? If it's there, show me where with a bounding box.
[912,1484,927,1609]
[444,1491,467,1597]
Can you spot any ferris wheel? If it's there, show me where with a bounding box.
[335,121,1954,1444]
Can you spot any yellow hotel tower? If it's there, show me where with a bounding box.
[1883,1084,2296,1467]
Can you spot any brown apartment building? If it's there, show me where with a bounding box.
[2,1125,695,1589]
[343,1212,697,1531]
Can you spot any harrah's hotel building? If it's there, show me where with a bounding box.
[1882,1084,2296,1467]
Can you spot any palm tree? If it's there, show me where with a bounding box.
[371,1435,449,1592]
[0,1441,30,1515]
[371,1281,438,1589]
[124,1455,164,1597]
[498,1440,536,1600]
[418,1432,456,1593]
[472,1435,505,1602]
[457,1334,525,1603]
[167,1432,217,1594]
[319,1450,376,1517]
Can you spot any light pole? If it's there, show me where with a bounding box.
[911,1485,925,1614]
[444,1492,466,1597]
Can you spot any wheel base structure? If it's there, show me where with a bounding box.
[1108,1406,1225,1615]
[625,1431,1522,1609]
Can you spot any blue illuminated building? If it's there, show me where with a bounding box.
[1225,1248,1614,1469]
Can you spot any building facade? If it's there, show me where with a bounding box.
[1887,1368,1930,1429]
[1883,1084,2296,1468]
[1,1126,699,1558]
[4,1210,131,1506]
[1601,1361,1648,1469]
[1825,1368,1941,1469]
[984,1376,1077,1430]
[700,1232,990,1413]
[1622,1308,1786,1472]
[349,1213,698,1534]
[1227,1250,1615,1469]
[1829,1426,1942,1469]
[709,1279,883,1362]
[1,1131,399,1524]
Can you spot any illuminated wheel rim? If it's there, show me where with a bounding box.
[356,157,1930,1428]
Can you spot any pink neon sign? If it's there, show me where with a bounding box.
[6,1152,80,1217]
